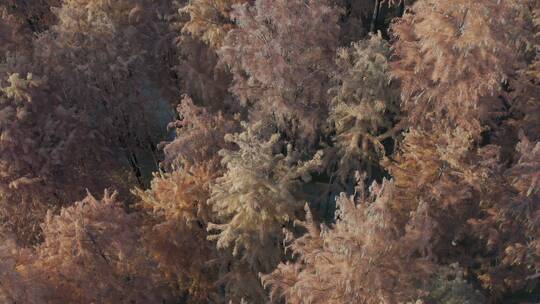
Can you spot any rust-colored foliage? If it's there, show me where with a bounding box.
[262,179,436,304]
[181,0,251,49]
[392,0,526,134]
[162,95,238,169]
[1,191,174,303]
[136,162,219,303]
[219,0,341,141]
[328,33,399,183]
[1,0,540,303]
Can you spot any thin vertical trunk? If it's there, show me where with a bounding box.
[370,0,381,33]
[398,0,405,17]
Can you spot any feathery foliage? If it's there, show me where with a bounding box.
[1,0,540,303]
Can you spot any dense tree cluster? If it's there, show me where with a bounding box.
[0,0,539,303]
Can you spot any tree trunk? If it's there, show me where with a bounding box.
[370,0,381,33]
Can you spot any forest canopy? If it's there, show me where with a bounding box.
[0,0,539,303]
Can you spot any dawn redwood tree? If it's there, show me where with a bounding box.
[32,191,173,303]
[265,0,540,302]
[327,33,399,184]
[391,0,526,135]
[136,155,222,302]
[0,0,539,302]
[207,121,323,302]
[219,0,341,143]
[161,95,238,169]
[386,0,539,300]
[0,0,178,244]
[0,191,174,303]
[180,0,251,49]
[35,0,177,185]
[2,0,61,33]
[0,72,113,244]
[262,179,437,304]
